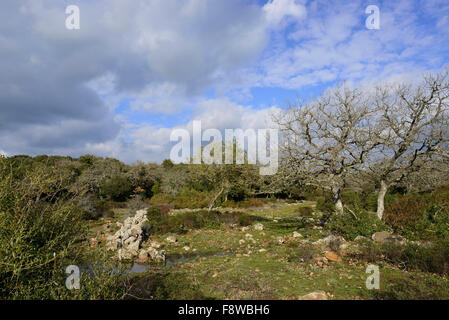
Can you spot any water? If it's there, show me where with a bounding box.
[82,251,230,275]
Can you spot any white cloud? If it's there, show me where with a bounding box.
[263,0,307,26]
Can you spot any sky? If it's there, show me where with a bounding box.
[0,0,448,163]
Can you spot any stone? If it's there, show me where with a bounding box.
[325,251,342,262]
[372,231,405,245]
[277,237,286,244]
[313,234,347,249]
[254,223,264,231]
[89,237,100,248]
[354,235,369,242]
[166,235,177,243]
[299,291,328,300]
[136,250,149,263]
[292,231,302,238]
[149,241,163,249]
[183,246,190,251]
[258,248,267,252]
[239,239,246,245]
[241,226,249,232]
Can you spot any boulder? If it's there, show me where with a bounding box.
[325,251,342,262]
[372,231,406,245]
[292,231,302,238]
[166,235,177,243]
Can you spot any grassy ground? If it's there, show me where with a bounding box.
[88,201,449,300]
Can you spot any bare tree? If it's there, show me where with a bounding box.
[275,85,379,214]
[370,70,449,219]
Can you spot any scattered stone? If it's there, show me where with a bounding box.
[166,235,177,243]
[313,234,347,250]
[241,226,249,232]
[277,237,286,244]
[292,231,302,238]
[239,239,246,245]
[254,223,264,231]
[258,248,267,253]
[183,246,191,251]
[325,251,342,262]
[89,237,100,248]
[299,291,328,300]
[148,241,163,249]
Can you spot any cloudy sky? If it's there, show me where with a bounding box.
[1,0,448,163]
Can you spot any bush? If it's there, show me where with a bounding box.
[145,209,252,235]
[0,159,126,299]
[369,273,449,300]
[297,206,314,217]
[100,176,134,202]
[315,194,335,214]
[358,239,449,276]
[384,193,449,241]
[227,186,247,202]
[327,209,388,241]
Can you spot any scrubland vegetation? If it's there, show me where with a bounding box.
[1,70,449,300]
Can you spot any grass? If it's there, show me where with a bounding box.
[97,200,449,300]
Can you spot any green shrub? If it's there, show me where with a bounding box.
[358,240,449,276]
[100,176,134,202]
[297,206,314,217]
[227,186,247,202]
[327,209,388,241]
[369,273,449,300]
[145,209,252,235]
[315,194,335,214]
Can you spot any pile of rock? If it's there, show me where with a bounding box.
[105,209,164,263]
[106,209,148,260]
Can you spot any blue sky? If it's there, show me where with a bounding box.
[0,0,448,162]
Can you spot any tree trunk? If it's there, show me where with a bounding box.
[376,180,388,220]
[332,187,344,215]
[208,186,225,212]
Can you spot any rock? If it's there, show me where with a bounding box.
[313,256,328,267]
[124,236,136,245]
[325,251,342,262]
[136,250,148,263]
[148,241,163,249]
[292,231,302,238]
[254,223,264,231]
[89,237,100,248]
[277,237,286,244]
[245,233,253,239]
[313,234,347,250]
[241,226,249,232]
[166,236,177,243]
[239,239,246,245]
[372,231,406,245]
[354,235,369,242]
[299,291,328,300]
[183,246,190,251]
[258,248,267,252]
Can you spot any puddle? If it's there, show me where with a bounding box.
[81,251,231,275]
